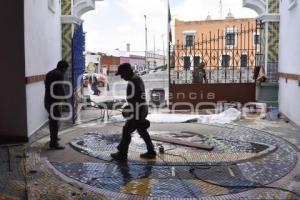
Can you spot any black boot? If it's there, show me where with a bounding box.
[140,151,156,159]
[49,143,65,150]
[111,151,128,161]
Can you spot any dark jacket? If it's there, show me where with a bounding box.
[193,67,207,83]
[44,68,66,109]
[126,74,148,119]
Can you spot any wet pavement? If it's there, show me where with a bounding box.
[1,113,300,199]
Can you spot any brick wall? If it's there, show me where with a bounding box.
[101,55,120,75]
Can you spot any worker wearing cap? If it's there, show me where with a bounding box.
[111,63,156,161]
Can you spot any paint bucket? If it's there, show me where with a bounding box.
[268,106,278,121]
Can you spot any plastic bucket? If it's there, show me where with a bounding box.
[268,106,278,121]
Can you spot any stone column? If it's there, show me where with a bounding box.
[258,0,280,81]
[243,0,280,106]
[60,0,100,123]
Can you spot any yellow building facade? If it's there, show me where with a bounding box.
[171,18,259,73]
[172,17,259,84]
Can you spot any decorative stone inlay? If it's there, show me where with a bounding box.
[51,125,299,199]
[69,131,277,166]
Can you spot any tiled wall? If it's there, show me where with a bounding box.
[267,22,279,62]
[268,0,280,14]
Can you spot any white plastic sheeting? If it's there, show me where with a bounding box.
[111,108,241,124]
[197,108,241,124]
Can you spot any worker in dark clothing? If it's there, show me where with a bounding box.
[111,63,156,161]
[199,62,208,84]
[44,60,69,150]
[193,61,208,83]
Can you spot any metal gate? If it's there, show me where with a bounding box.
[169,20,263,110]
[72,24,85,123]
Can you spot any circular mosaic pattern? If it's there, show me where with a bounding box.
[52,125,298,199]
[69,130,276,166]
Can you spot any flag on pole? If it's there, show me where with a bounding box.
[168,1,172,43]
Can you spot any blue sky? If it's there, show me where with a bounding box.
[82,0,258,54]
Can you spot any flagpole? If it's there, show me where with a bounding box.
[167,0,171,109]
[144,15,148,71]
[168,0,171,86]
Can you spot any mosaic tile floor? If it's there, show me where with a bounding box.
[51,125,299,199]
[1,121,300,200]
[52,161,256,198]
[0,146,27,200]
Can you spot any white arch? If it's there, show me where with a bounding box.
[74,0,99,19]
[62,0,102,25]
[242,0,266,15]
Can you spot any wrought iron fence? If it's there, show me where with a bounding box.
[170,67,255,84]
[169,20,263,84]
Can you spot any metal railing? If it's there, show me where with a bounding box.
[169,20,263,85]
[170,67,255,84]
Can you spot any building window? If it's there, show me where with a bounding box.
[241,55,248,67]
[183,30,196,48]
[221,55,230,68]
[185,35,194,47]
[183,56,191,69]
[225,33,235,46]
[224,28,237,48]
[193,56,200,67]
[254,34,260,45]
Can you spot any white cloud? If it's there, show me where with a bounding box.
[116,25,132,33]
[171,0,258,21]
[82,0,258,53]
[168,0,258,42]
[82,0,167,55]
[115,0,168,53]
